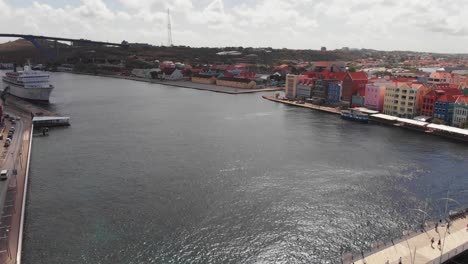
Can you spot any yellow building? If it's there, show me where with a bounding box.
[383,82,425,118]
[216,77,256,89]
[192,75,216,84]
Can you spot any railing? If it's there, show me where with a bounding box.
[433,241,468,264]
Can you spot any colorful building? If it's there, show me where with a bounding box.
[364,80,390,112]
[434,94,459,125]
[428,69,453,84]
[421,88,461,117]
[341,72,368,102]
[296,79,314,99]
[383,82,422,118]
[351,95,365,107]
[327,81,341,103]
[191,74,216,84]
[216,77,256,89]
[452,95,468,128]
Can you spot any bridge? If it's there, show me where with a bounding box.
[343,209,468,264]
[0,33,128,61]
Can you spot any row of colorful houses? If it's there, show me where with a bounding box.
[285,69,468,128]
[285,71,368,103]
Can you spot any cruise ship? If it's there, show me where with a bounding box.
[1,65,54,101]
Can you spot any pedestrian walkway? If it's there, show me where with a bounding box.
[348,216,468,264]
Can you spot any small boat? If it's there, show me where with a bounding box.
[340,109,369,123]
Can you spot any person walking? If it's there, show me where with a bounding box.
[438,239,441,249]
[431,237,435,248]
[435,222,438,233]
[398,256,402,264]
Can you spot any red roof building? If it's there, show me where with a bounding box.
[421,88,461,117]
[341,72,368,101]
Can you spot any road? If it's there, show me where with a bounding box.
[0,109,31,264]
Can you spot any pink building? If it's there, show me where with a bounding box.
[364,79,390,112]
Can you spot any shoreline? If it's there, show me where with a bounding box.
[0,96,64,264]
[68,71,284,94]
[262,95,468,144]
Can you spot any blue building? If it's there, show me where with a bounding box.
[327,81,341,103]
[434,94,458,125]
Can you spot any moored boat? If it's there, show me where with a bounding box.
[1,65,54,101]
[340,109,369,123]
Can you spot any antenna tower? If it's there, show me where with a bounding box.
[167,9,173,46]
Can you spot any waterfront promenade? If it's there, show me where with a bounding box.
[0,96,58,264]
[262,95,341,114]
[346,216,468,264]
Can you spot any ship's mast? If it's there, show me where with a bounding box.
[167,9,173,47]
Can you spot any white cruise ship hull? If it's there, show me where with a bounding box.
[2,78,53,101]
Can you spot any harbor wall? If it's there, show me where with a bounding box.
[16,123,33,264]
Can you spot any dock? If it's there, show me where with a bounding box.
[344,210,468,264]
[32,116,70,127]
[263,96,468,143]
[370,114,468,142]
[262,95,341,114]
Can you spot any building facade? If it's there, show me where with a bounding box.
[452,95,468,127]
[327,81,341,103]
[434,95,458,125]
[191,74,217,84]
[383,82,421,118]
[216,77,256,89]
[341,72,368,102]
[312,78,328,100]
[364,81,389,112]
[421,88,461,117]
[296,79,314,99]
[285,74,299,99]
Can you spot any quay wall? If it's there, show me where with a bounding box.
[16,123,33,264]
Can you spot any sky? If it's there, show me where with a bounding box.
[1,0,468,53]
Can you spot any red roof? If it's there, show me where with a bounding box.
[438,94,459,102]
[348,72,368,80]
[456,95,468,104]
[302,71,321,78]
[426,88,461,98]
[314,61,334,67]
[329,72,347,81]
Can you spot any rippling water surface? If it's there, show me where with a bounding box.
[21,73,468,263]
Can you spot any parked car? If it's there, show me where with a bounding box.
[3,141,10,147]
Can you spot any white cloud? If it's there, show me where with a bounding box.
[0,0,468,52]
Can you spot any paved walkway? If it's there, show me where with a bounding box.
[349,216,468,264]
[262,95,342,114]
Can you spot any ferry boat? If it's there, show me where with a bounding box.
[340,109,369,123]
[1,65,54,101]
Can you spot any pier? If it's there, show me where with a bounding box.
[32,116,70,127]
[263,96,468,143]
